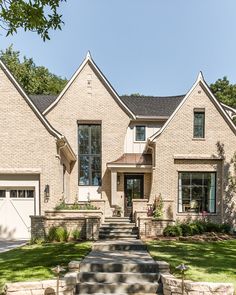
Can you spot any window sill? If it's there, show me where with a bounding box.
[192,138,205,141]
[134,140,146,143]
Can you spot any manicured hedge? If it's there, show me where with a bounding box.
[163,221,231,237]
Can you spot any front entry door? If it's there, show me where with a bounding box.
[124,175,144,217]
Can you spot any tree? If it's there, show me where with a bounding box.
[210,77,236,108]
[0,0,66,40]
[0,45,67,94]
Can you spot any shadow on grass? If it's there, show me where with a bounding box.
[0,242,91,293]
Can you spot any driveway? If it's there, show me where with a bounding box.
[0,240,28,253]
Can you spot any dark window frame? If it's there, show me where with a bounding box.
[193,111,205,138]
[135,125,146,141]
[78,124,102,186]
[178,171,216,214]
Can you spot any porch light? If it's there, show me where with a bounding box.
[44,184,50,201]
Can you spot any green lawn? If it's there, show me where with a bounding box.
[147,239,236,290]
[0,242,91,293]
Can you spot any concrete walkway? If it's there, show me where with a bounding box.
[0,240,28,253]
[77,239,169,294]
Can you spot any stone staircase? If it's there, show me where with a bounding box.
[98,217,139,240]
[76,240,168,294]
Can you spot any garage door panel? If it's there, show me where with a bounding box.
[0,182,37,240]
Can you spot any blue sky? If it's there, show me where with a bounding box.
[0,0,236,96]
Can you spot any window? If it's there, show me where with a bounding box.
[178,172,216,213]
[78,124,101,186]
[10,189,34,198]
[193,111,205,138]
[0,190,6,198]
[135,126,146,141]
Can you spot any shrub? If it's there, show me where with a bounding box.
[72,229,81,240]
[180,223,193,236]
[47,226,69,242]
[153,194,164,219]
[220,223,231,234]
[204,222,221,233]
[163,225,182,237]
[55,202,98,210]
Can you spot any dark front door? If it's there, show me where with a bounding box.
[124,174,144,217]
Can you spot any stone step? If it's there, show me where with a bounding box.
[92,241,147,251]
[99,228,138,234]
[75,291,163,295]
[79,262,159,273]
[76,282,161,294]
[99,234,138,239]
[101,223,136,228]
[79,272,158,283]
[104,218,131,223]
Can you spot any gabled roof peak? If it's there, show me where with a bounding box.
[196,71,204,82]
[86,51,92,59]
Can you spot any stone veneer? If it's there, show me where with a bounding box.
[31,210,102,240]
[161,273,234,295]
[137,217,174,238]
[4,272,78,295]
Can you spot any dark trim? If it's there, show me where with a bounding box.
[177,171,217,214]
[135,125,146,141]
[77,120,102,124]
[78,124,102,186]
[193,110,205,139]
[124,174,144,202]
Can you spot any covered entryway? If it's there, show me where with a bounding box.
[0,177,39,240]
[107,153,152,217]
[124,174,144,217]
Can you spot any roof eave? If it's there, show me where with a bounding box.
[135,115,169,121]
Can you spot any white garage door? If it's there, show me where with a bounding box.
[0,181,38,240]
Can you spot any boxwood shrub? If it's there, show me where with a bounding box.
[163,221,231,237]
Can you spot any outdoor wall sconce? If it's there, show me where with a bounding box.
[44,184,50,202]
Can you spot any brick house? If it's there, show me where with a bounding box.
[0,52,236,239]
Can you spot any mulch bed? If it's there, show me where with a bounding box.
[143,233,236,242]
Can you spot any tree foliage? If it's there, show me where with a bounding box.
[0,45,67,94]
[210,76,236,108]
[0,0,66,40]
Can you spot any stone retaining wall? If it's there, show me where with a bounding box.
[138,217,174,238]
[31,210,102,240]
[4,274,77,295]
[161,273,235,295]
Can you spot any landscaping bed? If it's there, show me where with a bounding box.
[0,242,91,294]
[147,239,236,290]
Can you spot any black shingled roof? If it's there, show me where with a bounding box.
[29,94,57,113]
[120,95,185,117]
[29,93,186,117]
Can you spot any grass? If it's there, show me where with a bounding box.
[0,241,91,293]
[147,239,236,290]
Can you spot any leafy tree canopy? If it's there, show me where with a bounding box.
[0,45,67,94]
[210,76,236,108]
[0,0,66,40]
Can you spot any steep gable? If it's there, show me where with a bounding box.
[0,60,76,163]
[43,52,135,118]
[149,72,236,142]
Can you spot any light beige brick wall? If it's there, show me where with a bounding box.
[46,63,131,216]
[151,83,236,224]
[0,67,64,213]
